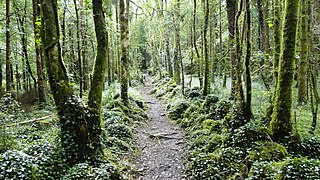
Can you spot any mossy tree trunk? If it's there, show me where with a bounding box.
[41,0,106,165]
[298,0,309,104]
[271,0,300,142]
[173,0,181,84]
[87,0,109,159]
[120,0,129,105]
[203,0,210,96]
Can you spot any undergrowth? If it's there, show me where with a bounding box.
[0,83,147,179]
[151,77,320,179]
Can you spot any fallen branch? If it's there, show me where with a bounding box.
[145,131,179,140]
[7,115,56,127]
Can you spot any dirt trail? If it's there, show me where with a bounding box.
[133,76,186,180]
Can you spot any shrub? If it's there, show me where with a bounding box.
[61,162,122,180]
[277,157,320,179]
[167,99,189,120]
[228,121,271,148]
[247,161,279,179]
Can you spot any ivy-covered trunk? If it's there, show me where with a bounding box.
[271,0,300,142]
[41,0,106,165]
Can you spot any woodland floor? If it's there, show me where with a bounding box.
[132,76,186,180]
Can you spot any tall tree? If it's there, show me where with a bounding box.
[226,0,237,98]
[271,0,300,142]
[298,0,309,103]
[6,0,12,93]
[33,0,46,105]
[73,0,83,98]
[273,0,281,88]
[120,0,129,105]
[203,0,210,96]
[41,0,107,164]
[173,0,181,84]
[245,0,252,119]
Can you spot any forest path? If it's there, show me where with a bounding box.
[133,76,186,180]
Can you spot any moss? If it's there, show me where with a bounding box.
[270,0,300,142]
[203,119,223,132]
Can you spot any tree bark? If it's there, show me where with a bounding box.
[271,0,300,142]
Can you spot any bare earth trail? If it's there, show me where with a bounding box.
[133,76,186,180]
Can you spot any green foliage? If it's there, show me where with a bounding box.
[167,99,189,120]
[247,161,279,179]
[247,142,288,164]
[229,121,272,148]
[0,150,37,179]
[278,157,320,179]
[61,162,121,180]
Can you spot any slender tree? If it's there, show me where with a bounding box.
[298,0,309,103]
[73,0,83,98]
[271,0,300,142]
[120,0,130,105]
[33,0,46,105]
[245,0,252,119]
[203,0,210,96]
[226,0,237,98]
[6,0,12,93]
[173,0,181,84]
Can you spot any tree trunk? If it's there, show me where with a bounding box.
[33,0,46,105]
[257,0,263,50]
[226,0,237,98]
[298,0,309,103]
[173,0,181,84]
[87,0,109,158]
[245,0,252,119]
[120,0,129,105]
[271,0,300,142]
[6,0,12,93]
[74,0,83,98]
[203,0,210,96]
[41,0,106,165]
